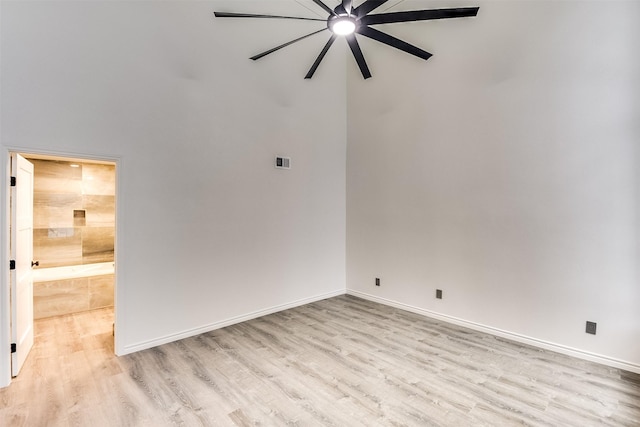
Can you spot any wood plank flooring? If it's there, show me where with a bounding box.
[1,295,639,426]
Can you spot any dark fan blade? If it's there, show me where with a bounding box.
[214,12,326,22]
[305,34,337,79]
[311,0,335,15]
[345,34,372,79]
[353,0,389,18]
[342,0,353,15]
[361,7,479,26]
[250,28,327,61]
[357,26,431,61]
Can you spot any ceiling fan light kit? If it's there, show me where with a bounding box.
[214,0,479,79]
[329,16,356,35]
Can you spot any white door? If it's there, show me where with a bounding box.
[10,153,34,377]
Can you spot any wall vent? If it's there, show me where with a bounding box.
[275,157,291,169]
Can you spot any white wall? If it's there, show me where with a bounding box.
[1,0,347,386]
[347,0,640,370]
[3,0,639,388]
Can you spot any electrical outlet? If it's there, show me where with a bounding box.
[436,289,443,299]
[586,321,597,335]
[375,278,380,286]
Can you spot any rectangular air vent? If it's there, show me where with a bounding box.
[275,156,291,169]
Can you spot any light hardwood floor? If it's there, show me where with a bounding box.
[1,295,639,426]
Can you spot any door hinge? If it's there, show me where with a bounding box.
[11,343,16,353]
[10,176,16,186]
[9,260,16,270]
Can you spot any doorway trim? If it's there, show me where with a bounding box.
[1,147,121,388]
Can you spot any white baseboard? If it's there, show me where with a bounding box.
[121,289,345,355]
[120,287,640,375]
[347,289,640,374]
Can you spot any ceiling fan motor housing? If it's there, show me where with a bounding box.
[328,14,357,35]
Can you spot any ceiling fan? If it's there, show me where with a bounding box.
[214,0,479,79]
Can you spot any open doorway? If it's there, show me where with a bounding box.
[9,152,116,378]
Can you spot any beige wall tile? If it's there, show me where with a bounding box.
[29,158,116,317]
[33,193,83,228]
[83,195,115,227]
[89,274,114,309]
[31,158,115,270]
[34,278,90,319]
[82,227,114,263]
[33,228,83,268]
[82,164,115,196]
[32,159,82,194]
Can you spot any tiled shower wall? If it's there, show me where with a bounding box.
[34,274,114,319]
[30,158,115,319]
[31,159,115,267]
